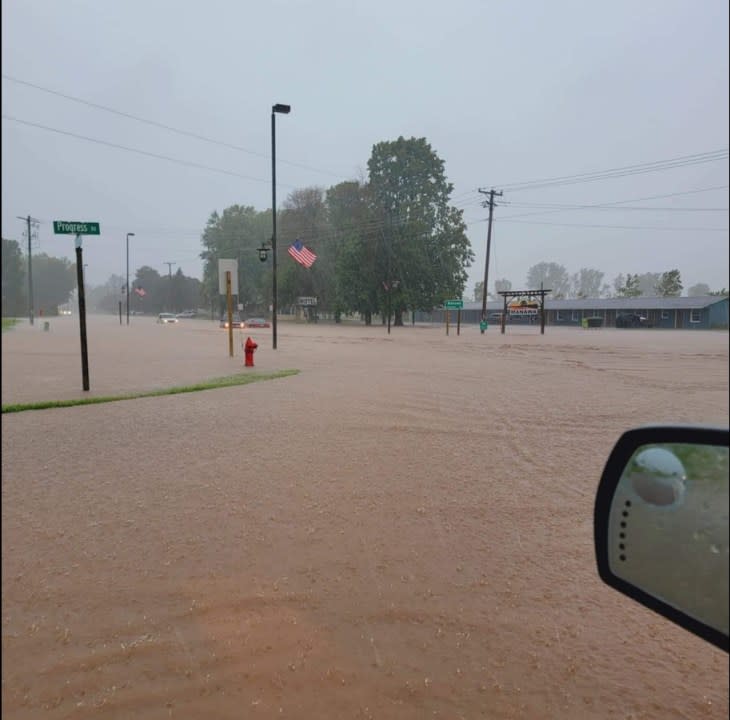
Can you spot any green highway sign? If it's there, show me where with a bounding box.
[53,221,101,235]
[444,299,463,309]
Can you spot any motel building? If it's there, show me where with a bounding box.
[420,295,729,330]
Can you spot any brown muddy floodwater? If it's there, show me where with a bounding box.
[2,315,729,719]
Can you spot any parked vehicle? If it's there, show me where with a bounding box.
[176,310,196,319]
[157,313,178,324]
[616,313,648,328]
[220,314,244,329]
[243,317,271,328]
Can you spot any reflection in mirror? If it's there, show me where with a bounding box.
[608,443,729,636]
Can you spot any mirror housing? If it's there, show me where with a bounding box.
[595,425,729,652]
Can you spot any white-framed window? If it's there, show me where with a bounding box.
[661,310,670,320]
[556,311,564,321]
[571,310,579,321]
[690,309,702,323]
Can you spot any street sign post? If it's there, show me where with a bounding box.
[54,221,100,391]
[443,300,463,336]
[53,221,100,235]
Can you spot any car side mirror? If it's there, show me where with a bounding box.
[594,425,729,652]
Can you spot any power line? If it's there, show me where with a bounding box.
[1,114,295,187]
[484,149,729,192]
[497,219,728,231]
[502,203,728,211]
[2,74,348,180]
[496,185,730,221]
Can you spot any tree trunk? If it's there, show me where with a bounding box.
[364,311,372,326]
[394,309,404,326]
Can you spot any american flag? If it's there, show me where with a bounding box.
[134,287,146,297]
[287,239,317,268]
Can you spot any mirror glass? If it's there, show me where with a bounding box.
[608,442,729,636]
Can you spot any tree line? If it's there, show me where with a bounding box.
[200,136,473,324]
[2,237,203,317]
[473,263,728,302]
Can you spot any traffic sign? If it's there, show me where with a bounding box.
[444,299,463,309]
[53,221,100,235]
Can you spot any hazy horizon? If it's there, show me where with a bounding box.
[3,1,728,295]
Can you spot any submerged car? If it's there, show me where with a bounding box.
[176,310,196,319]
[220,314,245,329]
[243,317,271,328]
[157,313,178,324]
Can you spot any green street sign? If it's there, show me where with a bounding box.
[53,221,101,235]
[444,299,463,309]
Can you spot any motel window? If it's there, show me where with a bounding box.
[690,309,702,323]
[571,310,579,321]
[661,310,670,320]
[556,311,564,321]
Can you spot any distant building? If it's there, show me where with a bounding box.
[416,296,729,329]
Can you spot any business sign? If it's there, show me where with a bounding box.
[509,299,539,316]
[297,296,318,306]
[53,221,100,235]
[218,259,239,295]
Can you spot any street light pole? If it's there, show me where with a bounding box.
[126,232,135,325]
[271,103,291,350]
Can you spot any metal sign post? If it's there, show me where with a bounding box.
[55,221,99,391]
[75,234,90,391]
[226,271,234,358]
[443,300,463,336]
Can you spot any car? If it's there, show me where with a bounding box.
[595,425,729,652]
[176,310,196,319]
[219,314,244,329]
[243,317,271,328]
[157,313,178,324]
[616,312,648,328]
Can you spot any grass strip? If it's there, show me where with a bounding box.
[2,318,19,331]
[2,369,299,414]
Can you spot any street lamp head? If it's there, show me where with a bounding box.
[127,232,135,238]
[272,103,291,114]
[257,243,270,262]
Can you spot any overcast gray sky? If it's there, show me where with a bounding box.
[2,0,728,294]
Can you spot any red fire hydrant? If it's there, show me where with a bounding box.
[244,336,258,367]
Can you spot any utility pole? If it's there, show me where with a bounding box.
[17,215,39,325]
[478,188,503,330]
[164,261,176,312]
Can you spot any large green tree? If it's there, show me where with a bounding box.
[526,262,570,298]
[32,254,77,315]
[367,136,473,324]
[687,282,711,297]
[614,273,642,297]
[200,205,271,316]
[277,187,334,315]
[570,268,604,298]
[2,238,26,317]
[654,269,683,297]
[328,181,380,323]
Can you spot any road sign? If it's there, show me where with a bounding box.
[53,221,100,235]
[444,299,463,309]
[218,259,239,295]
